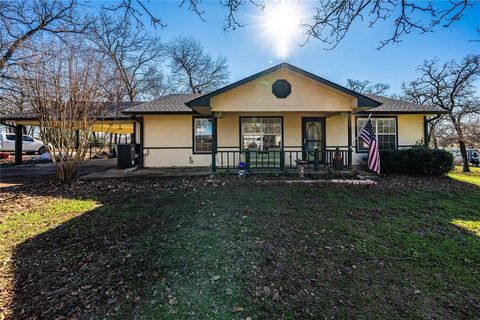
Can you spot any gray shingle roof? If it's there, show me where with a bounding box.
[0,111,38,121]
[122,94,200,114]
[100,101,142,119]
[364,94,448,114]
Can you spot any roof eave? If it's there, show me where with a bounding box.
[121,110,196,115]
[355,110,449,115]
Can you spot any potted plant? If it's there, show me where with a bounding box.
[333,147,344,169]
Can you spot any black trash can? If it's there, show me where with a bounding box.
[117,144,136,169]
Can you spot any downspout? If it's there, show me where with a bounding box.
[347,112,352,168]
[211,114,217,174]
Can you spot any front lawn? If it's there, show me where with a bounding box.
[448,165,480,186]
[1,174,479,319]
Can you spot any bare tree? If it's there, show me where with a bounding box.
[303,0,472,49]
[167,36,229,94]
[21,39,109,182]
[464,114,480,147]
[346,79,390,95]
[103,0,167,29]
[123,0,474,50]
[90,13,167,102]
[402,55,480,172]
[0,0,91,72]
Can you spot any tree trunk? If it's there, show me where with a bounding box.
[451,115,470,172]
[55,163,79,183]
[459,139,470,172]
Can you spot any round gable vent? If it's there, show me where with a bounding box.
[272,79,291,98]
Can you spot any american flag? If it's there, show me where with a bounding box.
[359,117,380,174]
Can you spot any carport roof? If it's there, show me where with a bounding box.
[0,101,141,122]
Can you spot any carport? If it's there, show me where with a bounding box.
[0,102,140,165]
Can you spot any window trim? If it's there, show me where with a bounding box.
[355,116,398,153]
[192,116,213,154]
[239,116,284,151]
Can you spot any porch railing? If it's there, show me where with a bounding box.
[215,147,352,171]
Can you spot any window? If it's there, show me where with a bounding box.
[357,118,397,151]
[193,118,212,153]
[241,117,282,151]
[22,135,34,142]
[6,134,15,141]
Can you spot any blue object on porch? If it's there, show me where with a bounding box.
[238,161,248,177]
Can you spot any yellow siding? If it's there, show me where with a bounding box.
[211,69,357,112]
[141,113,426,168]
[143,115,210,167]
[144,149,210,167]
[398,114,425,146]
[326,115,348,147]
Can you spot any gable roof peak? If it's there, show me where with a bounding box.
[187,62,381,108]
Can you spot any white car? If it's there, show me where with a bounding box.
[0,132,48,154]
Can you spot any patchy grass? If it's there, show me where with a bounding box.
[451,219,480,237]
[1,174,479,319]
[448,165,480,186]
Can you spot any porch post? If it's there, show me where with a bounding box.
[132,117,136,144]
[347,112,352,168]
[139,117,144,168]
[15,124,23,165]
[211,114,217,173]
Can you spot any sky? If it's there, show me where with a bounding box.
[97,1,480,95]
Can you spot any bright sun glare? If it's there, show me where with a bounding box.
[258,1,305,59]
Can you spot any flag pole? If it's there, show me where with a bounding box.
[355,113,373,144]
[366,113,372,122]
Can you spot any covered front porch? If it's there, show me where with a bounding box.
[207,111,354,172]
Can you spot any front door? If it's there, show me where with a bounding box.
[302,117,325,162]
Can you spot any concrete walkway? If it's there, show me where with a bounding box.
[0,159,212,186]
[0,159,117,186]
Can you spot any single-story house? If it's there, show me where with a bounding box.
[122,63,446,171]
[1,63,447,171]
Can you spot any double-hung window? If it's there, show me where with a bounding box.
[193,117,212,153]
[357,117,397,151]
[241,117,282,151]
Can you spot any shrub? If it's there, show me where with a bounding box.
[379,148,454,176]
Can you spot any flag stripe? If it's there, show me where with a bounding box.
[359,118,380,174]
